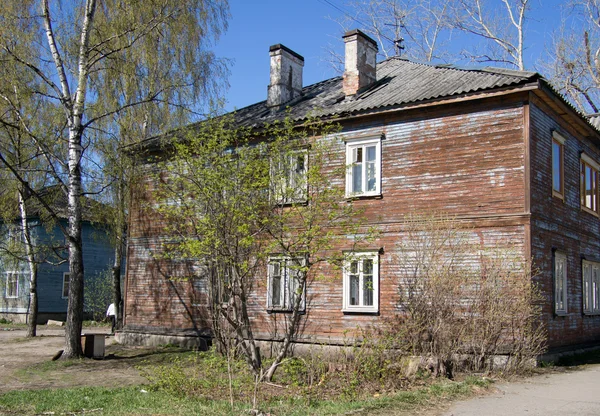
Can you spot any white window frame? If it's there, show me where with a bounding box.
[582,260,600,315]
[554,252,567,315]
[5,271,20,299]
[271,149,308,204]
[342,252,379,313]
[62,272,70,299]
[345,137,381,197]
[267,256,306,312]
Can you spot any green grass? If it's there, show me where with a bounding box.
[0,376,492,416]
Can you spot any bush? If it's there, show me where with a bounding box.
[390,214,547,377]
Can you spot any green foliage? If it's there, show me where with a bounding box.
[142,349,254,404]
[151,113,374,379]
[84,269,113,321]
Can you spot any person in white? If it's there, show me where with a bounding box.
[106,303,116,334]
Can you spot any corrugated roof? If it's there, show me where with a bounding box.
[587,113,600,130]
[136,57,541,150]
[228,57,539,128]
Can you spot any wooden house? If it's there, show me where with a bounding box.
[120,30,600,353]
[0,187,116,323]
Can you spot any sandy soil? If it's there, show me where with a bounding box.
[0,326,147,392]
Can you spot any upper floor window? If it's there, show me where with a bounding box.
[554,251,567,315]
[342,251,379,313]
[5,272,19,298]
[552,132,565,199]
[580,154,599,214]
[271,149,308,204]
[346,138,381,197]
[267,256,306,312]
[62,272,70,299]
[582,260,600,315]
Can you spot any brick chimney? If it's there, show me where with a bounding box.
[342,30,378,96]
[267,44,304,107]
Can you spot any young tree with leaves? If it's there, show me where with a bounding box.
[152,115,372,381]
[0,0,229,358]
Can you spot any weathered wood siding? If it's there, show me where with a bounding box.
[124,96,531,344]
[529,94,600,349]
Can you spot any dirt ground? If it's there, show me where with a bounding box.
[0,325,149,393]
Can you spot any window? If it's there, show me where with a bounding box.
[582,260,600,315]
[267,257,306,311]
[62,273,70,299]
[346,138,381,197]
[6,272,19,298]
[552,132,565,198]
[343,252,379,313]
[580,154,599,214]
[272,149,308,204]
[554,252,567,315]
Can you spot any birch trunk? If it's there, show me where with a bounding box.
[112,230,123,330]
[63,128,85,357]
[19,189,38,338]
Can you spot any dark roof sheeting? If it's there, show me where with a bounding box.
[136,57,541,150]
[228,57,539,128]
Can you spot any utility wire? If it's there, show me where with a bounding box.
[316,0,404,53]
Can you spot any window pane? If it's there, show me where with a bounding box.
[590,267,600,312]
[586,165,593,209]
[366,161,376,192]
[354,147,362,163]
[63,274,70,298]
[366,146,376,162]
[363,275,373,306]
[552,141,561,193]
[350,274,359,306]
[352,164,362,192]
[272,275,281,307]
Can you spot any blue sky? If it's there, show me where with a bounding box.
[213,0,566,112]
[213,0,346,111]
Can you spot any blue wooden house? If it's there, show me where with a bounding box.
[0,187,116,324]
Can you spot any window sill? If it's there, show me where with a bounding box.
[275,200,308,207]
[345,193,382,201]
[554,311,568,317]
[267,308,306,315]
[552,190,564,201]
[580,206,599,217]
[342,308,379,315]
[583,311,600,316]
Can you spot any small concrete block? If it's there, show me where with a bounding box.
[46,320,64,327]
[82,333,105,358]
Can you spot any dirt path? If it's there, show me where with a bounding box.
[0,326,147,392]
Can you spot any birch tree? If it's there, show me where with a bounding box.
[453,0,530,70]
[329,0,453,67]
[329,0,532,70]
[543,0,600,113]
[0,0,229,358]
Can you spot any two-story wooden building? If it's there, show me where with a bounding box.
[121,30,600,353]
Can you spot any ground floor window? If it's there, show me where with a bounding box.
[343,252,379,313]
[5,272,20,298]
[582,260,600,315]
[554,252,567,315]
[267,257,306,312]
[62,273,70,299]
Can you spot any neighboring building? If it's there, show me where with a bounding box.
[121,30,600,353]
[0,186,116,323]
